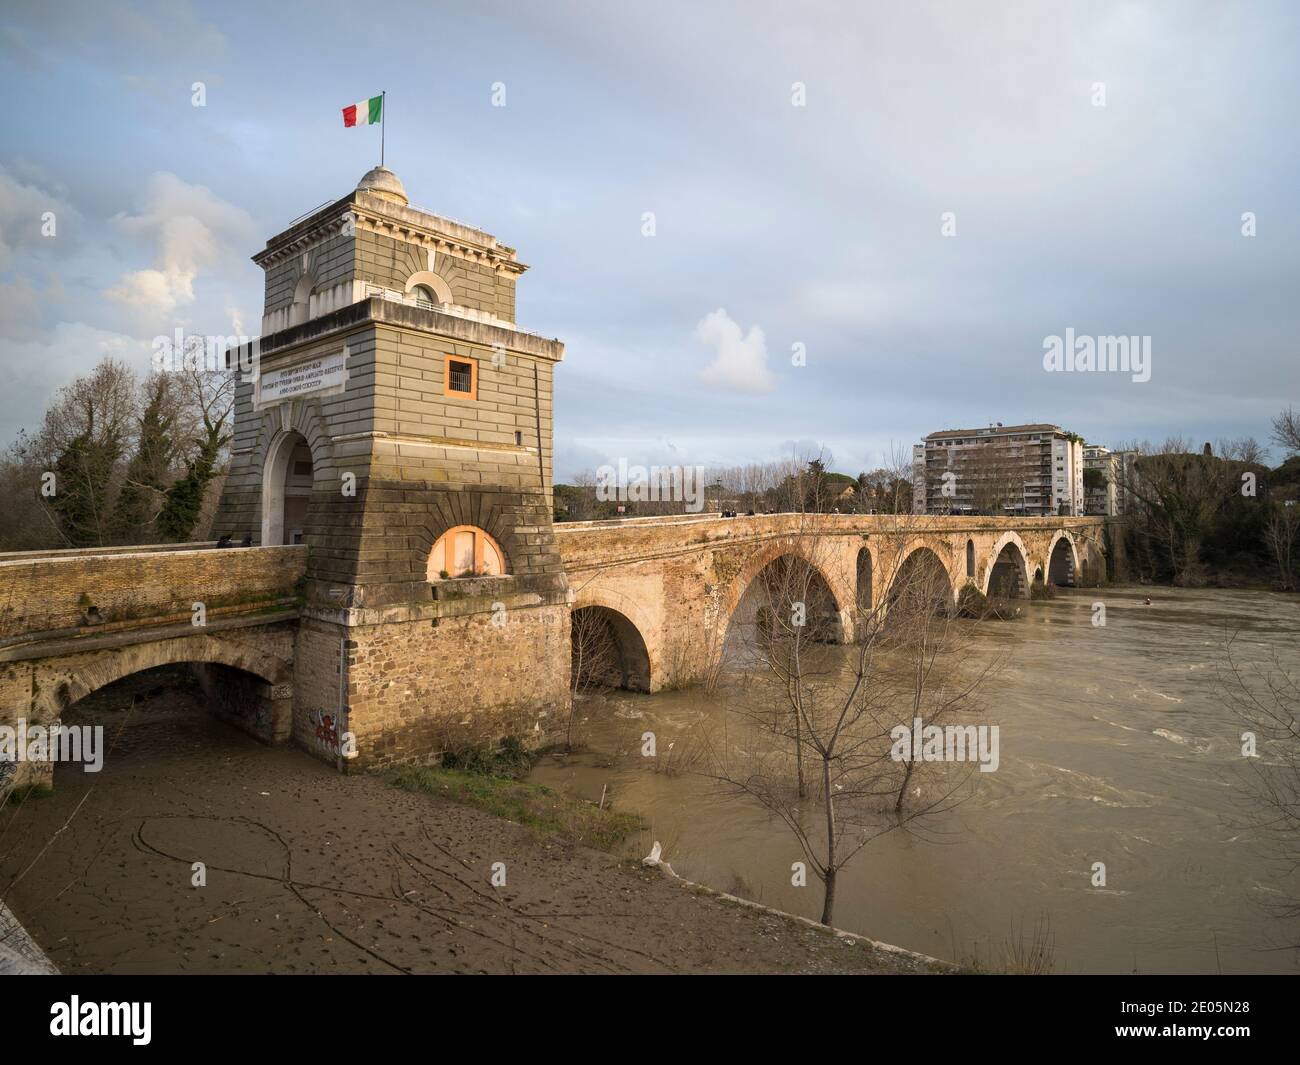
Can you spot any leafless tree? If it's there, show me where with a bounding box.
[701,493,1002,926]
[1271,407,1300,457]
[1219,635,1300,948]
[1264,501,1300,591]
[1118,437,1244,585]
[568,606,623,750]
[959,440,1026,515]
[25,359,139,547]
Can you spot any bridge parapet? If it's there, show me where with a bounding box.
[0,544,308,647]
[554,512,1104,570]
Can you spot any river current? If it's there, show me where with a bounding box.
[530,585,1300,974]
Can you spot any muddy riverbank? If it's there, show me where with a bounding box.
[0,682,938,974]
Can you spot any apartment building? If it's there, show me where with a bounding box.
[1083,444,1140,517]
[912,423,1085,516]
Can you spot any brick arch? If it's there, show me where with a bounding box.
[257,398,336,475]
[725,537,855,642]
[981,531,1031,598]
[1076,534,1105,585]
[404,270,453,307]
[884,543,957,607]
[37,633,292,719]
[569,585,661,692]
[417,494,533,584]
[289,272,316,326]
[257,402,336,547]
[1047,529,1080,586]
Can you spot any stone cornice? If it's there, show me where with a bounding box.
[252,191,528,277]
[236,297,564,363]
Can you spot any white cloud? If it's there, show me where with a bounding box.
[106,171,254,324]
[0,166,75,267]
[695,308,774,394]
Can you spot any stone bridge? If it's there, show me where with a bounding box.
[1,513,1104,789]
[557,512,1106,692]
[0,170,1111,794]
[0,543,306,791]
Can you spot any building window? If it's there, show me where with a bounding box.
[444,354,477,399]
[427,525,506,579]
[413,284,441,310]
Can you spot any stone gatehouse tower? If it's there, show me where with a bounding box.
[214,166,569,769]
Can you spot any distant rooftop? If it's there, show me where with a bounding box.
[925,423,1066,441]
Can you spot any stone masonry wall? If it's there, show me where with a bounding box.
[342,602,570,771]
[0,545,307,640]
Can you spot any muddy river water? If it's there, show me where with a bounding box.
[531,585,1300,973]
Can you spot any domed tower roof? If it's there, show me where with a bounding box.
[356,165,408,206]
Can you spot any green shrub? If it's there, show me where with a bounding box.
[957,582,991,618]
[390,765,642,851]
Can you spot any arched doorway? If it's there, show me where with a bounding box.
[570,606,652,692]
[262,431,313,546]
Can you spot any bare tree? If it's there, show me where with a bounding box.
[1264,501,1300,590]
[962,439,1026,515]
[1272,407,1300,457]
[1219,635,1300,948]
[1118,437,1241,585]
[26,359,139,547]
[568,605,623,750]
[701,487,1001,926]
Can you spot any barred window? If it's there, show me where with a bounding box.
[444,355,477,398]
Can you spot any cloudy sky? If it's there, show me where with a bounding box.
[1,0,1297,478]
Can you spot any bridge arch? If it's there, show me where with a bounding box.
[569,587,658,692]
[1075,535,1103,586]
[884,544,956,613]
[1047,530,1079,587]
[725,538,854,643]
[36,633,292,720]
[982,531,1031,599]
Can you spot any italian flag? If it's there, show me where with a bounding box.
[342,95,382,127]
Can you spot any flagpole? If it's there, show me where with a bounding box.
[380,90,386,167]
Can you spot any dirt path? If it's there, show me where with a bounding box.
[0,682,939,974]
